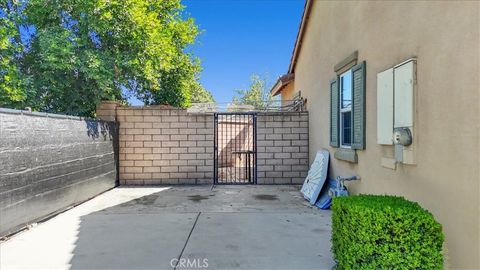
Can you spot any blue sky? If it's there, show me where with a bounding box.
[183,0,304,104]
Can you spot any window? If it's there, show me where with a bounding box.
[330,60,366,163]
[340,70,352,148]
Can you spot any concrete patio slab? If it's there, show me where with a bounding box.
[182,212,332,270]
[105,185,321,214]
[0,185,334,270]
[69,213,197,269]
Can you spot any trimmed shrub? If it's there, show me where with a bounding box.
[331,195,444,269]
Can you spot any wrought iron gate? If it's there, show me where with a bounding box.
[214,113,257,184]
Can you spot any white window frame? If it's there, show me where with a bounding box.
[339,70,352,148]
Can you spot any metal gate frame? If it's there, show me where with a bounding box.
[213,112,257,184]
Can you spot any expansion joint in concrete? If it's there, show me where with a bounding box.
[174,212,201,270]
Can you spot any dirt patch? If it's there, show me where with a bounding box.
[119,194,159,207]
[188,195,211,202]
[253,194,278,201]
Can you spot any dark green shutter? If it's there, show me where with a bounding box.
[330,77,339,147]
[351,61,366,150]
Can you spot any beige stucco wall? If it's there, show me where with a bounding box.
[293,1,479,269]
[280,81,296,106]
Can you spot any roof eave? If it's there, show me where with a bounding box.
[288,0,313,74]
[270,74,295,96]
[270,80,284,97]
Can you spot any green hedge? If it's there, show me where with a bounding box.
[331,195,444,269]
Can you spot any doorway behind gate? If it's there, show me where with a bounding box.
[214,113,257,184]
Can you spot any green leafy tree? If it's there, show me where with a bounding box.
[140,54,214,105]
[190,81,214,103]
[0,1,27,107]
[0,0,213,117]
[232,74,274,109]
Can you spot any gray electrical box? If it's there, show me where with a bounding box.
[393,127,413,163]
[393,127,412,146]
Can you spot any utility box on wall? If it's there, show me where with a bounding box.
[394,60,415,129]
[377,68,394,145]
[394,59,416,164]
[377,58,417,166]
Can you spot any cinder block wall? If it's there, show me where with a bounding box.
[114,106,214,185]
[0,109,117,237]
[256,112,309,184]
[97,103,309,185]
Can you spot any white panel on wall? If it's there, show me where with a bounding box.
[377,68,394,145]
[394,61,415,128]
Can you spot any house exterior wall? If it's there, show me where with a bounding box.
[97,104,309,185]
[280,81,296,105]
[292,1,479,268]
